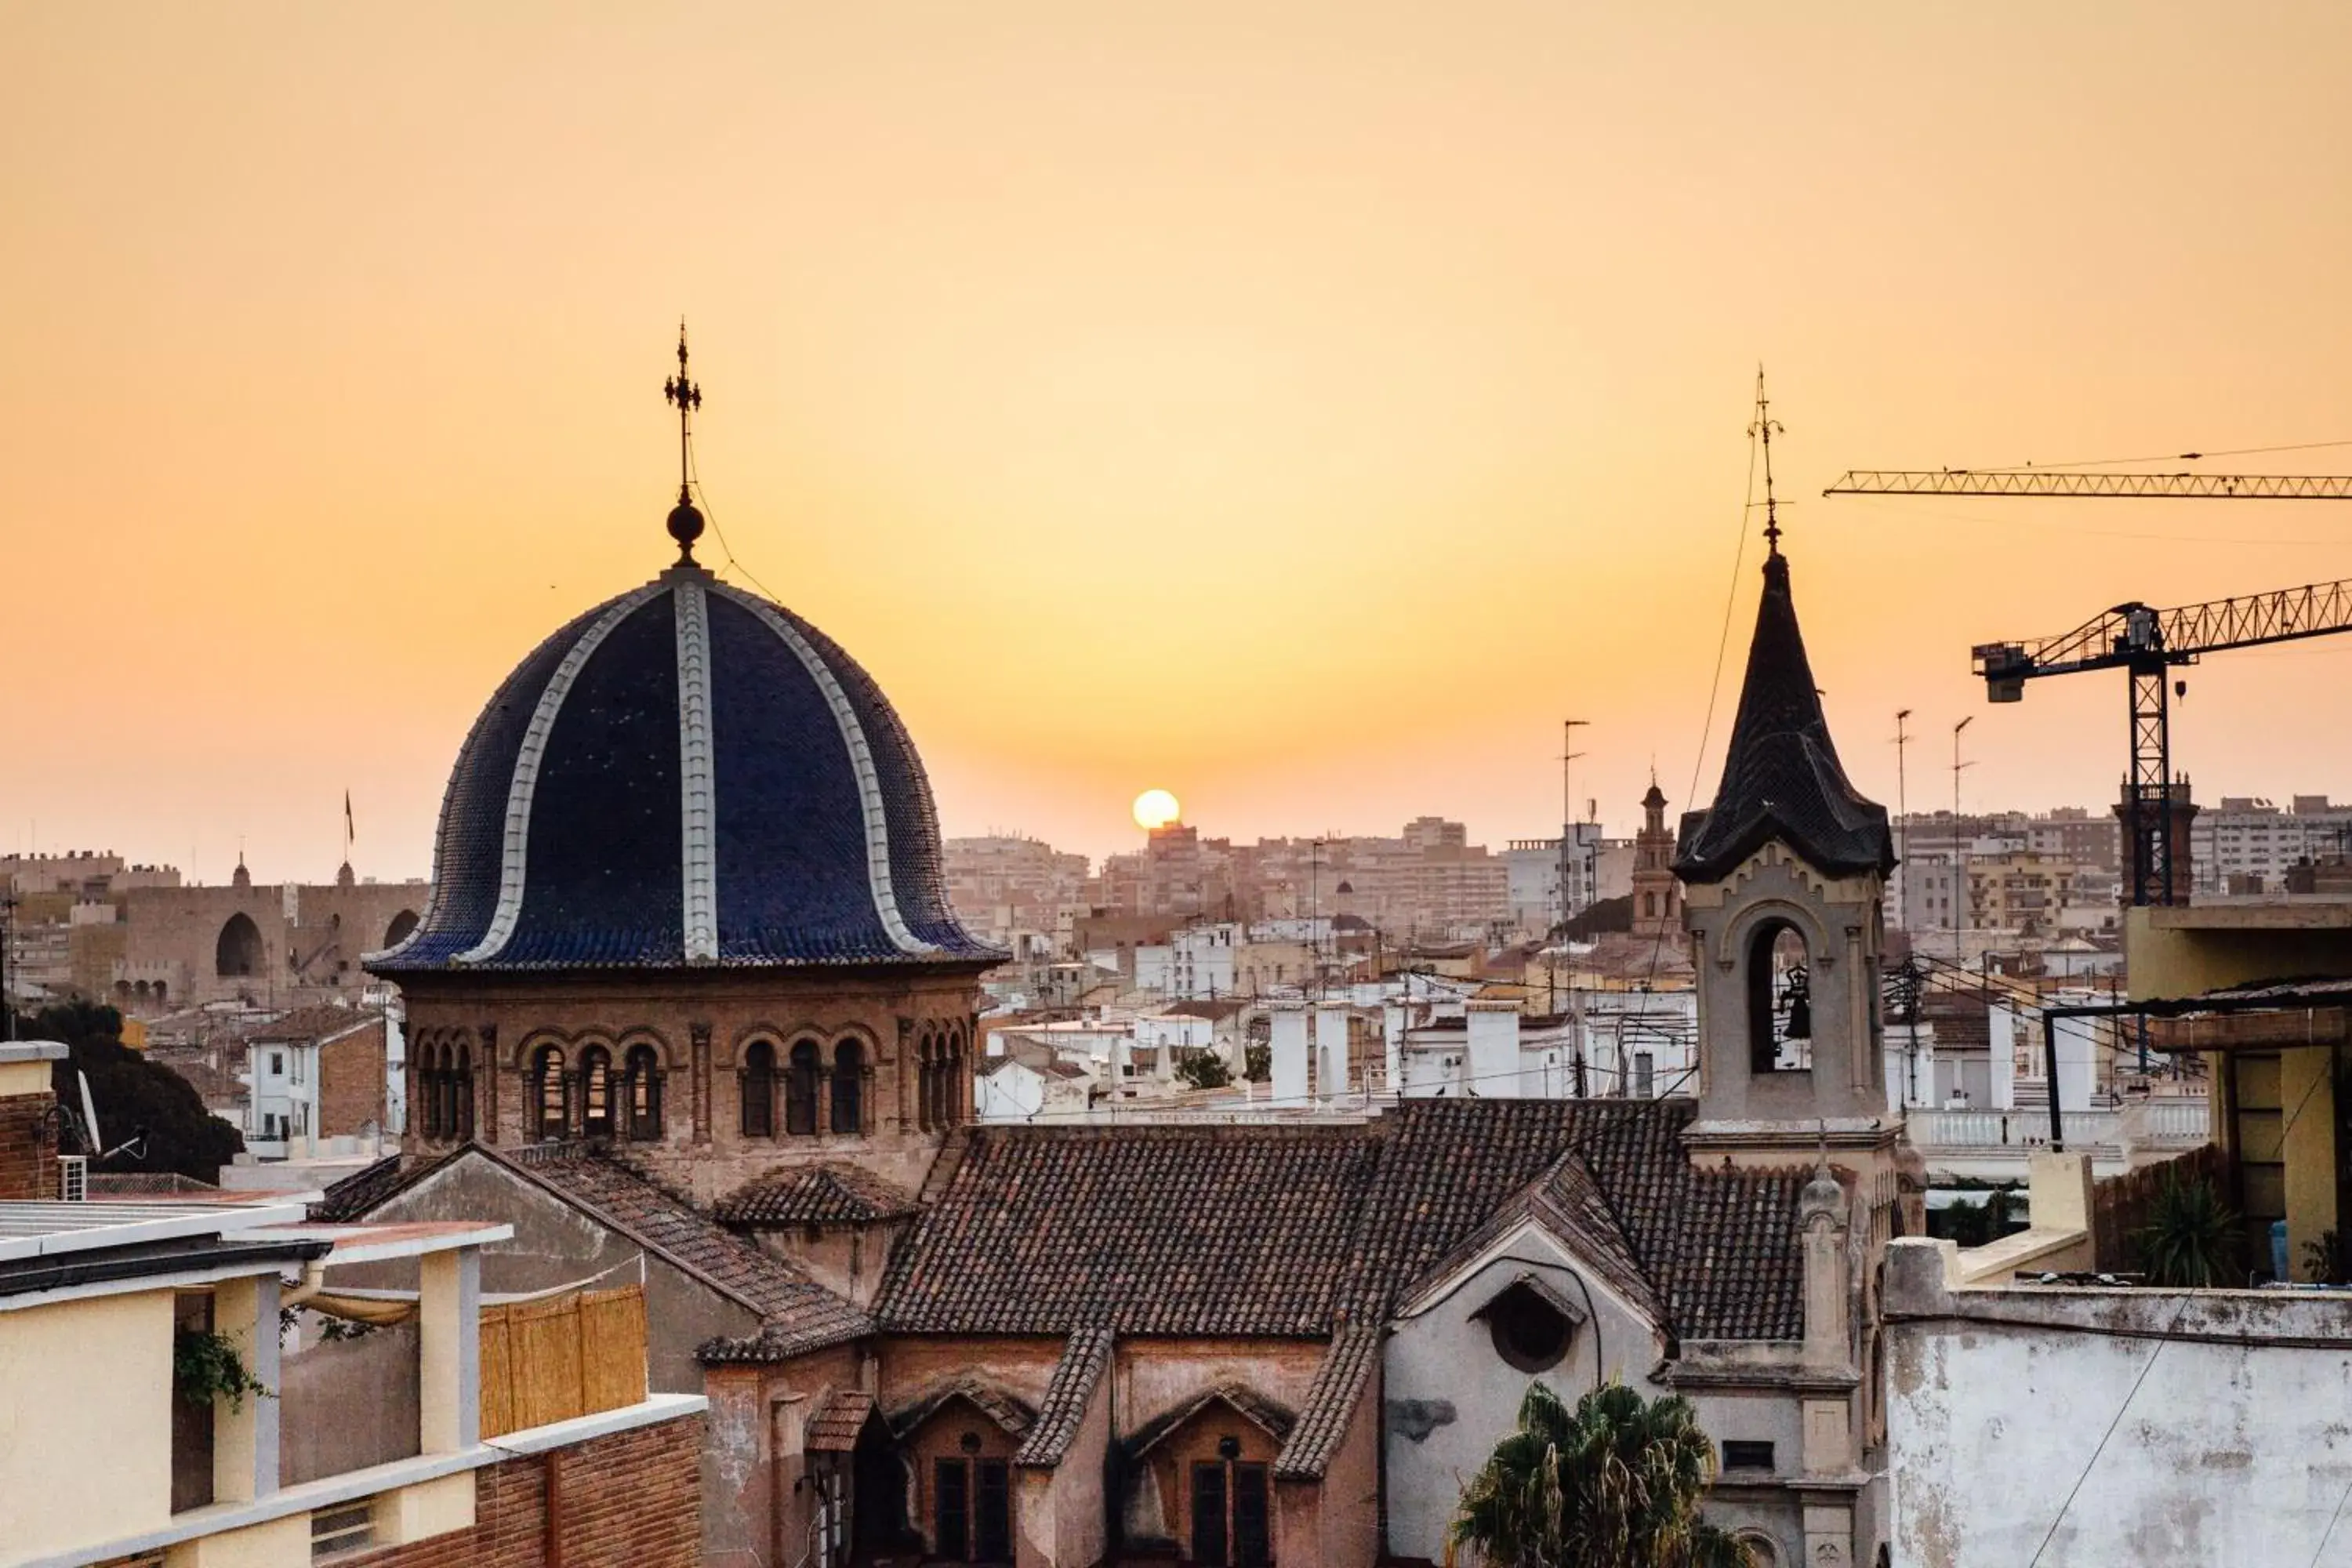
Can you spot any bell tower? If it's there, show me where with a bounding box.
[1670,393,1909,1178]
[1630,779,1681,939]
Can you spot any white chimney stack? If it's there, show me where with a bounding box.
[1381,1002,1407,1095]
[1465,1000,1522,1098]
[1270,1003,1310,1106]
[1315,1004,1350,1103]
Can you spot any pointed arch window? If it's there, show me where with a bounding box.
[830,1040,864,1134]
[417,1043,444,1140]
[741,1040,776,1138]
[625,1045,663,1141]
[786,1040,822,1137]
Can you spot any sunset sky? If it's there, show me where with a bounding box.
[6,4,2351,882]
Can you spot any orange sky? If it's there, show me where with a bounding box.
[6,3,2351,880]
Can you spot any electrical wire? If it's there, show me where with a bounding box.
[2023,1289,2196,1568]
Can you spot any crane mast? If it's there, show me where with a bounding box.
[1824,466,2352,907]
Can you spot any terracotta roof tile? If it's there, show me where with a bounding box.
[877,1124,1378,1337]
[1127,1385,1294,1460]
[1273,1326,1380,1481]
[1014,1326,1114,1469]
[804,1388,875,1452]
[712,1162,919,1226]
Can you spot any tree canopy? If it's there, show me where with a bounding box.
[9,1001,245,1184]
[1454,1381,1754,1568]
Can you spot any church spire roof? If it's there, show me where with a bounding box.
[1671,547,1894,884]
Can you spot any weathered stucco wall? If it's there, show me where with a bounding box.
[1383,1225,1674,1563]
[0,1290,174,1559]
[350,1153,760,1392]
[279,1323,421,1484]
[1886,1237,2352,1566]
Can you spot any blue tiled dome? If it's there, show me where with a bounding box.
[372,564,1001,971]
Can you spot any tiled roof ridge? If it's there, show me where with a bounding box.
[1273,1325,1381,1481]
[1127,1382,1297,1461]
[1014,1324,1116,1469]
[888,1377,1038,1440]
[713,1160,920,1225]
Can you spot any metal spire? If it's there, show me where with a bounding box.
[662,321,707,566]
[1750,366,1786,555]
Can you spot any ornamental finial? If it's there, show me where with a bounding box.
[662,320,706,566]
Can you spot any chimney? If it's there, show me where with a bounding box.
[0,1042,69,1201]
[1314,1004,1350,1102]
[1465,1001,1521,1098]
[1381,1002,1407,1094]
[1269,1003,1310,1106]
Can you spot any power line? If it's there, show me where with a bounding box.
[2024,1290,2194,1567]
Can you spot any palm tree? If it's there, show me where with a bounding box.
[1453,1381,1755,1568]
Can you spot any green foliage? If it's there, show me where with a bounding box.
[2134,1169,2241,1287]
[1243,1042,1270,1083]
[1559,896,1633,942]
[1452,1381,1755,1568]
[8,1000,245,1183]
[2304,1229,2347,1286]
[1936,1188,2024,1248]
[1177,1051,1232,1091]
[173,1327,271,1410]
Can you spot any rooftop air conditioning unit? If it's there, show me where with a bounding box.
[57,1155,89,1202]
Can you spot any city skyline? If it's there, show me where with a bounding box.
[8,4,2352,882]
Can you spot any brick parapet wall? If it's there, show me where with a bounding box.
[336,1410,704,1568]
[0,1089,60,1200]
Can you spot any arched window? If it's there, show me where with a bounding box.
[530,1044,568,1141]
[580,1046,614,1139]
[944,1027,964,1127]
[383,909,420,948]
[741,1041,776,1138]
[916,1033,935,1134]
[1744,920,1813,1074]
[831,1040,864,1134]
[786,1041,822,1137]
[454,1042,475,1141]
[216,913,265,978]
[625,1045,663,1141]
[416,1043,441,1139]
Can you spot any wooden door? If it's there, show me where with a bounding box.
[935,1458,969,1561]
[1191,1461,1229,1566]
[1234,1463,1270,1566]
[975,1458,1011,1561]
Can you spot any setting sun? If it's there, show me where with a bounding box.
[1132,788,1181,830]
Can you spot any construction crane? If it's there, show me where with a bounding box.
[1824,466,2352,906]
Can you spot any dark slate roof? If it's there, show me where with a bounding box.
[713,1163,920,1226]
[876,1124,1381,1337]
[1672,551,1894,884]
[1273,1326,1381,1481]
[1014,1326,1115,1469]
[876,1099,1806,1345]
[368,566,1003,975]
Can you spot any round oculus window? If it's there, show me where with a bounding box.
[1484,1281,1573,1373]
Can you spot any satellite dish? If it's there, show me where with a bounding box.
[78,1071,103,1156]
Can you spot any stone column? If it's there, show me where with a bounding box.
[691,1022,713,1145]
[211,1272,281,1503]
[419,1247,482,1454]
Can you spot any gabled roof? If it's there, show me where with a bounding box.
[1272,1326,1381,1481]
[712,1162,919,1226]
[1014,1326,1115,1469]
[308,1142,870,1357]
[877,1099,1806,1346]
[1126,1384,1295,1460]
[1672,551,1893,884]
[888,1378,1036,1440]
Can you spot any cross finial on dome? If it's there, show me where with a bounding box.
[662,320,706,566]
[1749,365,1785,556]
